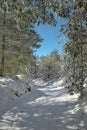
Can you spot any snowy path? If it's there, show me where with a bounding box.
[0,79,87,130]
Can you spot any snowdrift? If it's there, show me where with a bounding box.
[0,76,31,106]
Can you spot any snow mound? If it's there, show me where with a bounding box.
[0,76,32,106]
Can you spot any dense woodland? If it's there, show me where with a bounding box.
[0,0,87,98]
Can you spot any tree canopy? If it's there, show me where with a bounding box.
[0,0,59,76]
[0,0,87,98]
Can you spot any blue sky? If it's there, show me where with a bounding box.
[35,17,68,57]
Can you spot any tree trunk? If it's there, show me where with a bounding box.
[0,35,5,76]
[0,13,6,76]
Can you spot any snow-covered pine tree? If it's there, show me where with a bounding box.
[0,1,43,75]
[57,0,87,97]
[0,0,60,76]
[39,50,61,81]
[63,22,87,97]
[0,11,42,75]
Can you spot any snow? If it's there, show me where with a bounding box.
[0,77,87,130]
[0,76,31,108]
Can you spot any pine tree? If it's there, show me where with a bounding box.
[57,0,87,97]
[63,23,87,97]
[39,50,61,81]
[0,0,59,76]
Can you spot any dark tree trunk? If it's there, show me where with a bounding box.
[0,35,5,76]
[0,13,6,76]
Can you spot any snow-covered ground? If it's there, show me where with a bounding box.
[0,76,31,109]
[0,77,87,130]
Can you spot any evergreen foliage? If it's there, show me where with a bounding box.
[0,0,59,76]
[60,0,87,97]
[0,0,87,98]
[39,50,61,81]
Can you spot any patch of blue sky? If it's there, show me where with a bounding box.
[35,17,68,57]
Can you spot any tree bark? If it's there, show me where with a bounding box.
[0,13,6,76]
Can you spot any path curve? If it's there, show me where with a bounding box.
[0,79,86,130]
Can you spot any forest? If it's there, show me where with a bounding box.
[0,0,87,130]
